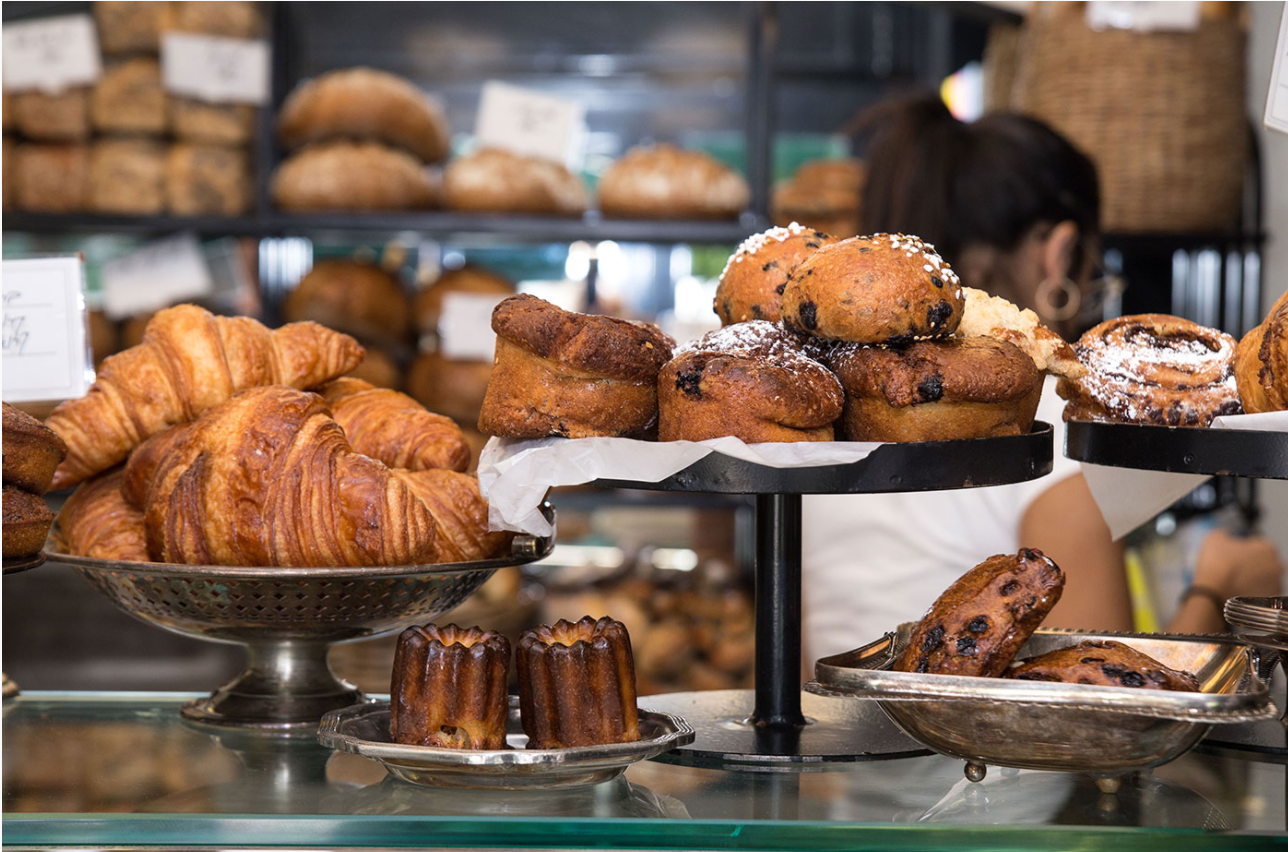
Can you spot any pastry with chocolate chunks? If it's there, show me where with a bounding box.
[894,548,1065,677]
[782,233,964,344]
[478,294,674,439]
[714,223,840,326]
[659,321,843,443]
[1007,639,1201,692]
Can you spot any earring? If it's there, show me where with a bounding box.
[1036,276,1081,323]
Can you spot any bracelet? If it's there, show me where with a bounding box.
[1182,585,1227,614]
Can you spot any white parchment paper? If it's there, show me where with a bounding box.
[477,436,885,535]
[1081,411,1288,540]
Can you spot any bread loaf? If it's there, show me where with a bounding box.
[172,98,255,145]
[12,89,90,141]
[14,144,89,212]
[165,143,251,216]
[94,1,168,54]
[89,139,165,214]
[271,142,435,211]
[91,58,167,135]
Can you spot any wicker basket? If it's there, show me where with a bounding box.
[1010,15,1246,233]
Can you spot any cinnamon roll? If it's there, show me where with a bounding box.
[1057,314,1241,427]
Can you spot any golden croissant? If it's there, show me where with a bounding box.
[393,468,513,563]
[142,386,436,567]
[46,304,364,490]
[316,378,470,472]
[120,422,194,511]
[58,469,148,561]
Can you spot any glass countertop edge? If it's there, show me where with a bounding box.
[4,814,1287,851]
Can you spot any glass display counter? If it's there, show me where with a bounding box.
[4,692,1285,850]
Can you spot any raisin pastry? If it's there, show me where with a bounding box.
[478,294,673,439]
[829,336,1042,442]
[894,549,1065,677]
[714,223,840,325]
[782,233,964,344]
[1008,639,1201,692]
[659,321,843,443]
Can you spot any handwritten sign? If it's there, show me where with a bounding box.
[101,234,213,320]
[1086,1,1201,32]
[1267,4,1288,136]
[2,14,102,94]
[161,32,270,105]
[475,81,584,165]
[439,292,506,361]
[2,257,93,402]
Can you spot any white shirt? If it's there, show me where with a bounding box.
[801,377,1080,662]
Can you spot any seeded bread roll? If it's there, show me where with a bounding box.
[89,139,165,214]
[443,148,587,216]
[782,233,965,344]
[478,294,673,439]
[14,144,89,212]
[829,336,1042,442]
[714,224,840,325]
[91,58,167,135]
[165,143,251,216]
[894,548,1065,677]
[12,89,90,141]
[167,1,263,38]
[599,144,749,220]
[172,98,255,145]
[659,321,843,443]
[1007,640,1201,691]
[94,1,168,54]
[3,486,55,558]
[271,141,434,211]
[2,403,69,495]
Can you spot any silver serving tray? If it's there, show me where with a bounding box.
[318,698,696,790]
[806,626,1276,776]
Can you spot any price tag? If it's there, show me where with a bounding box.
[1086,1,1201,32]
[1266,5,1288,136]
[160,32,270,105]
[101,234,214,320]
[439,292,506,361]
[2,14,102,94]
[2,256,93,403]
[475,81,584,165]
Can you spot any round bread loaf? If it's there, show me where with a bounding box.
[830,336,1041,442]
[14,144,89,213]
[271,141,435,211]
[771,158,865,238]
[168,1,263,38]
[478,294,673,439]
[2,485,55,558]
[659,321,843,443]
[599,143,748,220]
[414,266,514,338]
[443,148,587,215]
[782,233,964,344]
[714,224,840,326]
[2,403,68,495]
[94,1,168,54]
[12,89,90,142]
[277,67,450,164]
[408,352,493,424]
[284,259,410,341]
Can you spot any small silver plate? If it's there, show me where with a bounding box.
[806,627,1277,776]
[318,698,696,790]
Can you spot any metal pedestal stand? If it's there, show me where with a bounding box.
[595,424,1055,769]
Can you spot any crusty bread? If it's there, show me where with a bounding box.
[599,144,748,220]
[271,141,435,211]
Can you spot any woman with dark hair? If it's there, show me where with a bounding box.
[802,97,1280,664]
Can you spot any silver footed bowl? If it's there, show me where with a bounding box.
[44,506,554,730]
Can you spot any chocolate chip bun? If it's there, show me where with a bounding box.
[478,294,674,439]
[782,233,964,344]
[1007,640,1201,692]
[659,321,843,443]
[3,404,68,495]
[714,224,840,325]
[894,548,1065,677]
[3,485,55,558]
[829,337,1042,442]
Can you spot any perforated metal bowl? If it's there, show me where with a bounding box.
[46,506,554,729]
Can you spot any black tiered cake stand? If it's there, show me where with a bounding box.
[1066,420,1288,762]
[591,423,1055,769]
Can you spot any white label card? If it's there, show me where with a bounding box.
[2,14,102,94]
[475,81,584,165]
[439,292,506,361]
[161,32,271,105]
[101,234,214,320]
[1086,1,1201,32]
[2,257,93,402]
[1266,5,1288,136]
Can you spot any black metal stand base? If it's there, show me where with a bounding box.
[641,689,928,770]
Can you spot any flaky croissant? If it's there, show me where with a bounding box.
[143,386,436,567]
[58,469,148,561]
[393,469,513,563]
[47,304,364,490]
[316,378,470,472]
[120,421,194,510]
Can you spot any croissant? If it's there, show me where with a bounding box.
[143,386,436,567]
[58,469,148,561]
[120,422,195,510]
[46,304,364,490]
[316,378,470,472]
[393,468,512,563]
[1235,290,1288,414]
